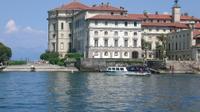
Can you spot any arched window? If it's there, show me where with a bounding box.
[104,51,108,56]
[134,32,137,36]
[114,52,118,56]
[124,52,128,56]
[94,31,98,35]
[114,31,118,36]
[124,32,128,36]
[104,31,108,35]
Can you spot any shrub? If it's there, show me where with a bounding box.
[8,60,27,65]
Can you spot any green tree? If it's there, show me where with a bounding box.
[156,34,167,60]
[141,39,151,59]
[65,53,83,60]
[40,51,60,65]
[0,42,12,64]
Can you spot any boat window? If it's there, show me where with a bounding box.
[112,68,115,71]
[120,68,124,71]
[108,68,111,71]
[116,68,120,71]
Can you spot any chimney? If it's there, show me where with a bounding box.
[155,11,159,15]
[184,12,188,16]
[107,2,110,6]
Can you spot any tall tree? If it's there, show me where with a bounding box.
[141,39,151,59]
[156,34,167,60]
[0,42,12,64]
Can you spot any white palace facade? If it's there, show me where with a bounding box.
[47,0,200,60]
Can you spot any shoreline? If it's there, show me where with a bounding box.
[1,64,79,72]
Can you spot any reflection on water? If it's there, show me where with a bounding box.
[0,72,200,112]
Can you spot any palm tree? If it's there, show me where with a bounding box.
[156,34,167,60]
[141,39,151,59]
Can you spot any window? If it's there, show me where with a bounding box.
[133,40,137,47]
[53,23,56,31]
[104,51,108,56]
[61,23,64,30]
[94,52,99,56]
[124,32,128,36]
[179,42,181,50]
[120,68,124,71]
[104,39,108,47]
[114,52,118,56]
[124,52,128,56]
[105,21,108,26]
[53,34,56,38]
[134,22,137,26]
[124,39,128,47]
[114,31,118,36]
[95,21,98,25]
[134,32,137,36]
[52,43,56,52]
[104,31,108,35]
[94,31,98,35]
[114,39,118,47]
[94,39,98,47]
[149,54,152,58]
[115,21,118,26]
[60,42,64,50]
[125,21,128,27]
[112,68,115,71]
[111,12,114,15]
[176,42,178,50]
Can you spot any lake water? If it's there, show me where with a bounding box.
[0,72,200,112]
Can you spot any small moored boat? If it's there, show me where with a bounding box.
[126,66,151,76]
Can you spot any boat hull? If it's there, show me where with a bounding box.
[125,72,151,76]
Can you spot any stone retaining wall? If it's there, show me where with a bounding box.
[78,58,144,72]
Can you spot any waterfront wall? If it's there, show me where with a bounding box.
[78,58,143,72]
[2,64,78,72]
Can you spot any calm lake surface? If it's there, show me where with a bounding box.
[0,72,200,112]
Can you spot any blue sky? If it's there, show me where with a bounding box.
[0,0,199,60]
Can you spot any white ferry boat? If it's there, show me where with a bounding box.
[105,67,128,76]
[105,66,151,76]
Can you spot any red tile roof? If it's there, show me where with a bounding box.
[193,30,200,39]
[129,14,172,20]
[54,1,90,10]
[54,2,125,12]
[129,14,200,21]
[195,23,200,29]
[88,5,125,12]
[87,15,141,21]
[142,22,188,28]
[181,16,200,21]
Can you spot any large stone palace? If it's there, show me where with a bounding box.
[47,0,200,60]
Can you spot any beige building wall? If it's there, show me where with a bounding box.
[166,30,195,60]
